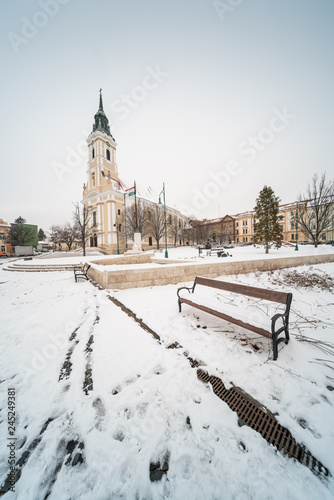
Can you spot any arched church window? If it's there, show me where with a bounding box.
[91,172,95,187]
[92,148,95,159]
[106,149,110,161]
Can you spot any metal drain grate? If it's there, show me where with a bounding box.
[197,369,330,479]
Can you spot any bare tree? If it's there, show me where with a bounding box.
[123,200,149,241]
[62,223,80,251]
[296,173,334,247]
[147,205,164,249]
[72,203,99,256]
[49,223,79,251]
[49,225,62,249]
[168,216,180,247]
[11,223,35,246]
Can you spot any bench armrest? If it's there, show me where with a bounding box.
[271,311,289,324]
[177,286,193,299]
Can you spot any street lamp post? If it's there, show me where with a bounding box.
[158,183,168,258]
[113,212,120,255]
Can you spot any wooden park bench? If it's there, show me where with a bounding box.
[177,277,292,360]
[74,263,91,283]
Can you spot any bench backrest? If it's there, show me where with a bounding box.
[83,263,91,272]
[194,276,290,305]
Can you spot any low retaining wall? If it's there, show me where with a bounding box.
[91,252,154,266]
[87,253,334,290]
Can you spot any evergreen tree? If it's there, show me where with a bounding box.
[253,186,283,254]
[38,228,46,240]
[14,216,26,224]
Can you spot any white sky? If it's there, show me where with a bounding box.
[1,0,334,232]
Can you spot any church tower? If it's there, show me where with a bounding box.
[82,90,124,250]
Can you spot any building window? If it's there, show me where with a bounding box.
[179,220,181,228]
[291,234,294,240]
[91,172,95,187]
[1,246,5,253]
[148,210,152,221]
[118,224,122,232]
[117,208,121,216]
[321,234,326,240]
[0,233,4,240]
[168,214,172,224]
[236,222,239,227]
[106,149,111,161]
[92,148,95,159]
[149,236,153,246]
[212,233,216,242]
[93,212,97,227]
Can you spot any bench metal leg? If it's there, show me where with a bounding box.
[272,335,278,361]
[178,300,182,313]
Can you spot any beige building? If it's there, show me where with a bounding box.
[82,92,188,253]
[0,219,11,256]
[190,200,333,246]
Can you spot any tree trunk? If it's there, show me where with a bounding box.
[265,242,269,254]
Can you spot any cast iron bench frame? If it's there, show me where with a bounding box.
[74,263,91,283]
[177,276,292,360]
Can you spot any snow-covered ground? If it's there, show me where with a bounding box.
[0,257,334,499]
[9,243,334,269]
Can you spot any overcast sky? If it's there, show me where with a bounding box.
[1,0,333,231]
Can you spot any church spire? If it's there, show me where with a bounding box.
[99,88,103,110]
[92,89,113,138]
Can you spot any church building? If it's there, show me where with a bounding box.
[82,92,189,252]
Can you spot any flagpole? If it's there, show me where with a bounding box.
[134,180,138,232]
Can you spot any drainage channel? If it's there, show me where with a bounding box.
[196,370,330,479]
[103,291,331,480]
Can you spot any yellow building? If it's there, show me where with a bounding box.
[0,219,11,256]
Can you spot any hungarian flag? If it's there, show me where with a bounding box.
[125,186,136,197]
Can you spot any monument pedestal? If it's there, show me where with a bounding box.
[124,231,142,255]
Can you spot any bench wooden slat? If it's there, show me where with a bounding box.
[180,297,272,339]
[195,277,289,305]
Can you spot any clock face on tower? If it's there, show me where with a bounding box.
[106,141,110,147]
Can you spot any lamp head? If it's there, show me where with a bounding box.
[158,196,162,205]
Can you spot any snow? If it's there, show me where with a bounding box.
[0,255,334,499]
[164,244,334,262]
